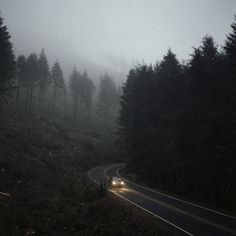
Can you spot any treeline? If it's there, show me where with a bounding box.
[15,50,64,115]
[0,14,120,131]
[119,18,236,211]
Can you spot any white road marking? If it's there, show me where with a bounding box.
[101,165,194,236]
[116,166,236,220]
[126,185,236,235]
[112,190,194,236]
[88,168,100,185]
[88,164,236,236]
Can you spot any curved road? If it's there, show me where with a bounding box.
[88,164,236,236]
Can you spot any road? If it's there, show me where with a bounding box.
[88,164,236,236]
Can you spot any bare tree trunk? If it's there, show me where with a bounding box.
[16,76,21,107]
[41,85,46,111]
[26,82,30,111]
[73,96,78,122]
[38,81,42,111]
[38,85,41,111]
[53,85,57,113]
[86,106,91,129]
[28,84,33,115]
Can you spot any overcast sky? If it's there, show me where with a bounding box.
[1,0,236,73]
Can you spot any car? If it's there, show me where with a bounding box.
[108,176,125,187]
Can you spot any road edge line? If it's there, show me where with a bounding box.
[103,164,194,236]
[88,168,100,185]
[89,165,193,235]
[116,167,236,220]
[112,190,194,236]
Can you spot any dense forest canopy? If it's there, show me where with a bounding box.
[1,2,236,234]
[0,10,236,216]
[0,15,15,103]
[118,18,236,212]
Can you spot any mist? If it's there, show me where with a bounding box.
[1,0,236,83]
[1,1,236,235]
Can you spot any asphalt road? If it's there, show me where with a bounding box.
[88,164,236,236]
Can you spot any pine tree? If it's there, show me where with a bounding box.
[97,73,119,129]
[224,16,236,207]
[16,55,27,106]
[118,64,155,169]
[225,16,236,106]
[38,49,50,110]
[69,67,81,122]
[0,14,15,104]
[158,49,181,81]
[80,71,94,127]
[156,49,182,113]
[52,61,65,113]
[225,15,236,68]
[25,53,38,114]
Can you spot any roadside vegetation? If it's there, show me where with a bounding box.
[1,6,236,235]
[0,113,173,236]
[118,17,236,214]
[0,14,171,236]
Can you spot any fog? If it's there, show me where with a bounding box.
[1,0,236,83]
[1,1,236,233]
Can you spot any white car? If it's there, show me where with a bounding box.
[109,176,125,187]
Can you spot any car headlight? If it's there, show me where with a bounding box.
[121,181,124,185]
[112,181,116,185]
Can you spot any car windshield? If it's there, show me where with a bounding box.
[113,177,122,182]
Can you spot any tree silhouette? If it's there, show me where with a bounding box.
[38,49,50,110]
[16,55,27,106]
[97,73,119,129]
[52,61,65,113]
[225,16,236,68]
[0,14,15,105]
[69,67,81,122]
[80,71,94,127]
[25,53,39,114]
[118,39,236,211]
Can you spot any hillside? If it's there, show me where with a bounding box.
[0,114,173,236]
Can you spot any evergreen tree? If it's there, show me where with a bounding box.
[38,49,50,110]
[97,73,119,129]
[225,16,236,110]
[118,42,236,209]
[51,61,65,113]
[80,71,94,127]
[25,53,39,114]
[118,64,155,170]
[16,55,27,106]
[0,14,15,104]
[69,67,81,122]
[156,49,183,112]
[224,16,236,207]
[225,15,236,69]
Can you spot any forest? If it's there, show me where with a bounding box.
[0,6,236,235]
[118,17,236,212]
[8,51,121,131]
[0,14,144,236]
[0,8,123,139]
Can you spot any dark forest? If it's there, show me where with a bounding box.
[0,6,236,236]
[119,22,236,212]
